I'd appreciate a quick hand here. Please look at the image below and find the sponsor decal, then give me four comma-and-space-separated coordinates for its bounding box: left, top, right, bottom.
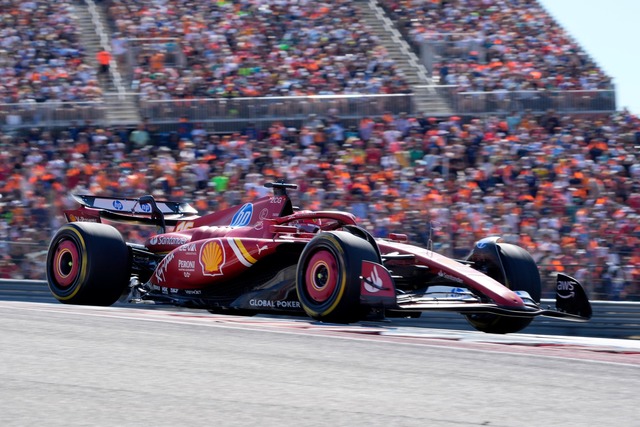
228, 238, 258, 267
149, 235, 189, 246
250, 299, 274, 307
425, 286, 475, 300
361, 261, 395, 298
178, 259, 196, 272
476, 241, 487, 249
154, 252, 175, 283
256, 243, 268, 255
514, 290, 534, 302
200, 239, 225, 277
437, 270, 464, 284
95, 198, 168, 212
364, 265, 383, 293
557, 280, 575, 299
259, 208, 269, 220
230, 203, 253, 227
254, 221, 264, 231
175, 221, 194, 231
424, 285, 479, 301
68, 214, 99, 223
448, 287, 465, 298
185, 289, 202, 295
249, 299, 301, 309
178, 243, 197, 253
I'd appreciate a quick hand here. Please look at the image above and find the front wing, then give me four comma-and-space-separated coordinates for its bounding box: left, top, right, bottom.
395, 299, 590, 321
362, 266, 592, 322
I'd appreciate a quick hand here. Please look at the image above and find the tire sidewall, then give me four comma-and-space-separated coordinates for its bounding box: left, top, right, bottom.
47, 225, 90, 301
296, 231, 377, 323
46, 222, 129, 306
297, 234, 350, 318
466, 242, 541, 334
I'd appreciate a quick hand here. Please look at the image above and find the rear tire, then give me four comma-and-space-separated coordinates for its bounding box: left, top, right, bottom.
466, 243, 541, 334
296, 231, 378, 323
47, 222, 130, 306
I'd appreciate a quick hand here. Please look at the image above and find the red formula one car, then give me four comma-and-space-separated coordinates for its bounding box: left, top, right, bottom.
46, 182, 592, 334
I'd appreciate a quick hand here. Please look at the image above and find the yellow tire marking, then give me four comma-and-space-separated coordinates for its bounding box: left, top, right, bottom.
51, 226, 88, 301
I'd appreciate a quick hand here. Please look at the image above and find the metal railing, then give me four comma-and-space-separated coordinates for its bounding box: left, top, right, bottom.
0, 88, 617, 132
138, 93, 414, 127
0, 101, 107, 129
449, 89, 616, 114
0, 93, 413, 131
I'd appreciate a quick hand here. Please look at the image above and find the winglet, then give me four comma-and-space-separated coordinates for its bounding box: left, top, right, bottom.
360, 261, 397, 308
555, 273, 592, 320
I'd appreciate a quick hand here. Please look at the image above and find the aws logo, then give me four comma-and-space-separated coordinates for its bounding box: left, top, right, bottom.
230, 203, 253, 227
200, 239, 226, 277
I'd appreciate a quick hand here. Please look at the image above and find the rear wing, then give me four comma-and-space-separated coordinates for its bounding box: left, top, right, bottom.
72, 195, 197, 216
64, 194, 199, 227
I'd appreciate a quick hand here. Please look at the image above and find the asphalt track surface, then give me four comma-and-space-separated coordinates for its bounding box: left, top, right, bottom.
1, 301, 639, 427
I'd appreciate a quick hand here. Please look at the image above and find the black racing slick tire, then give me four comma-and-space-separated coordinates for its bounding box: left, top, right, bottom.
46, 222, 130, 306
296, 231, 378, 324
466, 243, 542, 334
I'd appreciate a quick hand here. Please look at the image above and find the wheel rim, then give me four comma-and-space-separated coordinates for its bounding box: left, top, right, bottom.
305, 250, 339, 303
52, 239, 80, 288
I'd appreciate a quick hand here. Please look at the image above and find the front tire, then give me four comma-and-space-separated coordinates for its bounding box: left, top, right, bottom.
296, 231, 378, 323
466, 243, 541, 334
47, 222, 130, 306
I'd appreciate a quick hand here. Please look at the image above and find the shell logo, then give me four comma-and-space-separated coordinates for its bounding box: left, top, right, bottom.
200, 239, 225, 277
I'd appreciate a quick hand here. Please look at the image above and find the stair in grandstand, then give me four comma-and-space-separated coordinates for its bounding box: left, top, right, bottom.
75, 0, 141, 126
357, 0, 452, 116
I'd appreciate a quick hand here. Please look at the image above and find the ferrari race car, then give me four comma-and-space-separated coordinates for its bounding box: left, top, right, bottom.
46, 182, 592, 334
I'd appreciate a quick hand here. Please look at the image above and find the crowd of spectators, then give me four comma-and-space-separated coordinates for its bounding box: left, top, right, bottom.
382, 0, 613, 94
0, 0, 637, 301
1, 109, 639, 300
0, 0, 100, 108
105, 0, 411, 100
0, 0, 616, 109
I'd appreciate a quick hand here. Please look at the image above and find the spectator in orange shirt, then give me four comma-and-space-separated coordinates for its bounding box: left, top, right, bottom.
96, 49, 112, 75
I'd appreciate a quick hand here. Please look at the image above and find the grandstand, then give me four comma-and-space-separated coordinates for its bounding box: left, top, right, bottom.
0, 0, 638, 300
0, 0, 617, 131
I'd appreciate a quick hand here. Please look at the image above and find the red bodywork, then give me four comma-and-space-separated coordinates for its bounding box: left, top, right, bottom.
375, 240, 525, 309
64, 192, 526, 311
52, 183, 591, 330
